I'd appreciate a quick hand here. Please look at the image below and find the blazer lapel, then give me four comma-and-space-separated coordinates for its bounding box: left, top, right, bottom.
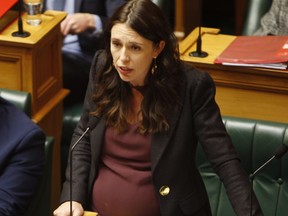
151, 112, 179, 172
151, 73, 187, 172
151, 100, 185, 173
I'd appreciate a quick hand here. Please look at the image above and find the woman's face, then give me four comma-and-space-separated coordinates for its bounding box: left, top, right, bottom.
110, 23, 164, 86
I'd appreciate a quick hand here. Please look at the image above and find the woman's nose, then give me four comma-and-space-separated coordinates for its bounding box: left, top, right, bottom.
120, 48, 129, 62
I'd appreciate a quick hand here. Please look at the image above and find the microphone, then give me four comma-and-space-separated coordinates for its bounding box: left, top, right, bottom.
69, 116, 100, 216
189, 26, 208, 58
250, 144, 288, 216
12, 0, 30, 38
274, 144, 288, 158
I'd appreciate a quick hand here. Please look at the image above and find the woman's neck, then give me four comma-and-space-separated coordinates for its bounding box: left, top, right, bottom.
128, 87, 144, 124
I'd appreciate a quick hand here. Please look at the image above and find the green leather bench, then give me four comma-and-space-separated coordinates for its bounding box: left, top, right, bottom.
197, 116, 288, 216
0, 88, 32, 116
61, 103, 83, 183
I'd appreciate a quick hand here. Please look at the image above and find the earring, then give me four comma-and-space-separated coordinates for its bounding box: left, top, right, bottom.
151, 58, 157, 75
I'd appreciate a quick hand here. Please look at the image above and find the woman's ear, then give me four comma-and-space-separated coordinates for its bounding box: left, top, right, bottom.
154, 40, 166, 57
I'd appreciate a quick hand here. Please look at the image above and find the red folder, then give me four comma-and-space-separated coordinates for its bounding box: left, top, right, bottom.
214, 36, 288, 69
0, 0, 18, 18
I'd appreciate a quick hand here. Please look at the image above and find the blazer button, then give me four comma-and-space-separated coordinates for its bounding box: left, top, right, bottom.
159, 185, 170, 196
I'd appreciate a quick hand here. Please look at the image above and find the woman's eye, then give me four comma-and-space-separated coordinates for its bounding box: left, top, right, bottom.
131, 45, 141, 51
112, 42, 121, 48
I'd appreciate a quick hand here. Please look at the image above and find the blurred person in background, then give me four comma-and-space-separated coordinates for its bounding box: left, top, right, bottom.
254, 0, 288, 35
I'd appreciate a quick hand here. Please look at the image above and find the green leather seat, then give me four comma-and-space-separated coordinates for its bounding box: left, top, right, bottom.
197, 116, 288, 215
242, 0, 273, 35
61, 103, 83, 183
0, 88, 53, 216
0, 88, 31, 116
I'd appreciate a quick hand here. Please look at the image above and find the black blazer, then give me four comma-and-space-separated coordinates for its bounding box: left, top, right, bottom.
61, 51, 262, 216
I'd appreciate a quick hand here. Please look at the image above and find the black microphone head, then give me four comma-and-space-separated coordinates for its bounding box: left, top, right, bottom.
274, 144, 288, 159
87, 116, 100, 130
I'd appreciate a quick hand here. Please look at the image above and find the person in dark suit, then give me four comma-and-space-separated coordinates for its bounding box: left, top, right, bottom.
0, 97, 45, 215
54, 0, 263, 215
44, 0, 126, 105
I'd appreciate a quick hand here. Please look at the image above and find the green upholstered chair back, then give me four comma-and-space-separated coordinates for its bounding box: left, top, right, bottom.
242, 0, 273, 35
61, 103, 83, 183
0, 88, 32, 117
197, 116, 288, 216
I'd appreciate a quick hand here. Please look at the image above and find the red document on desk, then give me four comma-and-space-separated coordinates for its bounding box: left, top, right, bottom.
214, 36, 288, 69
0, 0, 17, 17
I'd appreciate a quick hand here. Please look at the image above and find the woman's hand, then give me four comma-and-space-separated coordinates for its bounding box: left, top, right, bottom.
53, 201, 84, 216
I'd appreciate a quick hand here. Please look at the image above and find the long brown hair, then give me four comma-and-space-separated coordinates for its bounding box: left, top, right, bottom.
92, 0, 181, 134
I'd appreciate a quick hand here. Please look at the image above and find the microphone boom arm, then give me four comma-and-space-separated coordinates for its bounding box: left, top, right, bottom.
250, 155, 275, 180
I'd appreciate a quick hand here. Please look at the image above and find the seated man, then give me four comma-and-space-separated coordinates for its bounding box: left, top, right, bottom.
0, 97, 45, 215
254, 0, 288, 35
44, 0, 126, 105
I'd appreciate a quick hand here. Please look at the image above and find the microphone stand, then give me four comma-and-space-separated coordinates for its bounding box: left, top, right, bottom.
68, 116, 100, 215
12, 0, 30, 38
70, 127, 90, 216
189, 26, 208, 58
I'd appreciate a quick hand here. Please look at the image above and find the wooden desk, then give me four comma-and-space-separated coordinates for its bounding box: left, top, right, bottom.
0, 10, 69, 213
180, 27, 288, 123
